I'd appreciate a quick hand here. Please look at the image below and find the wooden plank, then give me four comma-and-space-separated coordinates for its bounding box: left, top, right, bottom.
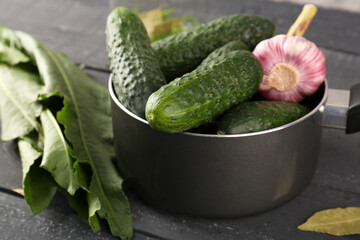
208, 0, 360, 54
0, 0, 360, 238
129, 184, 360, 240
323, 48, 360, 90
1, 173, 358, 240
0, 0, 359, 71
314, 128, 360, 194
0, 139, 22, 190
0, 0, 110, 70
0, 191, 159, 240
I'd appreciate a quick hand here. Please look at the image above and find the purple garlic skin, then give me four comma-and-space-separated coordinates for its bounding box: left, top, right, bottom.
253, 34, 326, 102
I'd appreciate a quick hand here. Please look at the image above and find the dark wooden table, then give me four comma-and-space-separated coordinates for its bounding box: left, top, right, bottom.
1, 0, 360, 239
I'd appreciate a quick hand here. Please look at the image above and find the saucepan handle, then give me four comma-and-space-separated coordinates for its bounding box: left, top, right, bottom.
322, 83, 360, 134
346, 83, 360, 133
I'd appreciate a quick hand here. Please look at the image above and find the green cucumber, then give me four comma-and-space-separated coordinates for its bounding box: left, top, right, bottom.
152, 14, 275, 82
216, 101, 310, 135
145, 50, 263, 133
106, 7, 166, 117
201, 40, 249, 65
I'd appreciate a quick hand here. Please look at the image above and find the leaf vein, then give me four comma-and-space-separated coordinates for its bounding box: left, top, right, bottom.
44, 48, 121, 228
0, 65, 40, 133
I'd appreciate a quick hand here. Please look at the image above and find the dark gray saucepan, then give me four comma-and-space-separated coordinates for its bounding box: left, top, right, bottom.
109, 75, 360, 218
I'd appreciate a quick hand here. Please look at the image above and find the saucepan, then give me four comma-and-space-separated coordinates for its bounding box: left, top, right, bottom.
109, 75, 360, 217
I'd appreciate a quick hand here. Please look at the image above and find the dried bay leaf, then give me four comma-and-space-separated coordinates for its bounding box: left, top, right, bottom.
138, 7, 198, 42
150, 18, 184, 42
12, 188, 24, 196
138, 7, 163, 37
298, 207, 360, 236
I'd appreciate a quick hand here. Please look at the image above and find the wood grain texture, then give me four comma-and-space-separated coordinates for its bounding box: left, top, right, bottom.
0, 192, 159, 240
1, 183, 358, 240
208, 0, 360, 55
0, 138, 22, 190
0, 0, 360, 239
0, 0, 359, 70
128, 186, 360, 240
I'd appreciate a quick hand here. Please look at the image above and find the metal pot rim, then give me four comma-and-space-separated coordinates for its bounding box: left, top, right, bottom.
109, 75, 328, 138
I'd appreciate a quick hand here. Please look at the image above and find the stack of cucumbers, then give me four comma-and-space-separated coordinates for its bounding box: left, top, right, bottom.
106, 7, 310, 135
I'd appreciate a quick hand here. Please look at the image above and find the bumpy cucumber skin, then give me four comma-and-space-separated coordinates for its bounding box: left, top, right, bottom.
106, 7, 166, 117
201, 40, 249, 65
152, 14, 275, 82
145, 50, 263, 133
216, 101, 310, 135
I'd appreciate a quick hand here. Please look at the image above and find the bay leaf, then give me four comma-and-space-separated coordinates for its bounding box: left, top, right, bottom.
298, 207, 360, 236
150, 18, 184, 41
138, 7, 163, 37
12, 188, 24, 196
138, 7, 189, 43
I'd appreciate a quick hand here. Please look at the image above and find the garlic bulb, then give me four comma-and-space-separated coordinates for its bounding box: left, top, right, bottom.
252, 34, 326, 102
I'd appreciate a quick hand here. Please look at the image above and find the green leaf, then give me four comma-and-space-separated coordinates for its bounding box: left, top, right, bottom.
0, 42, 30, 65
73, 160, 92, 189
69, 189, 101, 233
87, 191, 101, 232
69, 189, 89, 222
0, 25, 26, 54
40, 109, 79, 195
18, 132, 42, 177
0, 64, 42, 141
23, 160, 58, 215
89, 161, 132, 238
298, 207, 360, 236
3, 28, 132, 239
18, 134, 58, 215
52, 64, 132, 238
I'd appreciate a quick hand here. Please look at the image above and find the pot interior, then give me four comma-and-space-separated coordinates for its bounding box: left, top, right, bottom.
109, 76, 327, 137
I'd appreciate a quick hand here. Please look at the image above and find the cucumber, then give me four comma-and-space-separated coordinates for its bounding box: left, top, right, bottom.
152, 14, 275, 82
145, 50, 263, 133
201, 40, 249, 65
216, 101, 310, 135
106, 7, 166, 117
